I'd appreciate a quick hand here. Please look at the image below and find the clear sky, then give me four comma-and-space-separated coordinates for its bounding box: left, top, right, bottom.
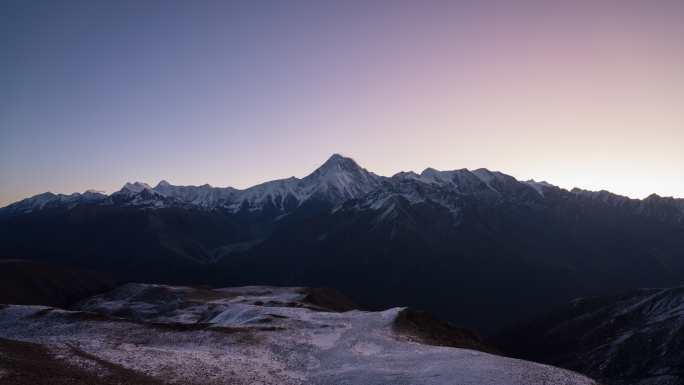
2, 0, 683, 206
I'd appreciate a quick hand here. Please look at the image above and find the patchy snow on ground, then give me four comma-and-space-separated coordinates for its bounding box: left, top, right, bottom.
0, 284, 598, 385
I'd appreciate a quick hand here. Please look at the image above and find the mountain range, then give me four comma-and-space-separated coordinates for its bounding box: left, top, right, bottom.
2, 154, 683, 332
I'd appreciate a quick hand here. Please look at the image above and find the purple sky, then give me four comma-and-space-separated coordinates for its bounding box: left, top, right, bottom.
2, 0, 683, 206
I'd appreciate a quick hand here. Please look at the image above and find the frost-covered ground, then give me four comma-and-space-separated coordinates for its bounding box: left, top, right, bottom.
0, 284, 598, 385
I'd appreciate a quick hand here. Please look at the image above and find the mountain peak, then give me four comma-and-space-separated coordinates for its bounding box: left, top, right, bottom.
292, 154, 383, 202
311, 154, 364, 177
421, 167, 440, 176
328, 153, 346, 162
121, 182, 152, 193
322, 153, 357, 167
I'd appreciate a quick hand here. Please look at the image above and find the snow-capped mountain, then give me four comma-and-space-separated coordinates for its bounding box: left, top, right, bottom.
1, 154, 388, 215
150, 180, 238, 208
2, 154, 684, 334
1, 190, 109, 214
228, 153, 384, 212
5, 153, 680, 222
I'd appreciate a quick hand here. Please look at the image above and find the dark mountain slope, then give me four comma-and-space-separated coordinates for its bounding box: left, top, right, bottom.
0, 259, 115, 307
492, 286, 684, 385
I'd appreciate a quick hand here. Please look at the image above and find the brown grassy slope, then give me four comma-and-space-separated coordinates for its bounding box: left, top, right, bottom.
0, 338, 165, 385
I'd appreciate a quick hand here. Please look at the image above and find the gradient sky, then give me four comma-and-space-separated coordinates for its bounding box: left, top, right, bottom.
2, 0, 683, 206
